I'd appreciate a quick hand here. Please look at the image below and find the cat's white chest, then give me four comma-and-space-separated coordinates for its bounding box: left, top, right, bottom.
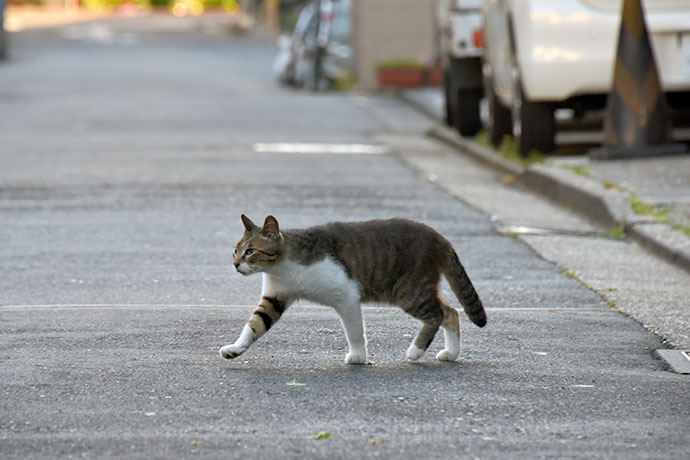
262, 257, 360, 307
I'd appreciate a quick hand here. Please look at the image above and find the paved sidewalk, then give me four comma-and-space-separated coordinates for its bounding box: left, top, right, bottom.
403, 88, 690, 273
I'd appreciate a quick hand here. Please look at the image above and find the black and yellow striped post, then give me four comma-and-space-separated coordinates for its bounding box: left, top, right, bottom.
589, 0, 687, 160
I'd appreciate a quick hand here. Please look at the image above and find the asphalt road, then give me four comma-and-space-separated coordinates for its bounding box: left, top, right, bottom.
1, 15, 688, 459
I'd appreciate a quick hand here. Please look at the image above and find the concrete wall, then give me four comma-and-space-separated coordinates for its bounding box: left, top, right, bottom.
351, 0, 435, 90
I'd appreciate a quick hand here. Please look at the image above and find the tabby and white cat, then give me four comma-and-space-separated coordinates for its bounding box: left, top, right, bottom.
219, 215, 486, 364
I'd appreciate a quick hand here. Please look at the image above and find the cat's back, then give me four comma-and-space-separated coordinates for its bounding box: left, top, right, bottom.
284, 218, 450, 301
290, 218, 444, 251
324, 218, 442, 244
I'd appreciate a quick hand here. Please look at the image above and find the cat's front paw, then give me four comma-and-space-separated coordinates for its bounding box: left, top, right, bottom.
345, 349, 367, 365
219, 344, 246, 360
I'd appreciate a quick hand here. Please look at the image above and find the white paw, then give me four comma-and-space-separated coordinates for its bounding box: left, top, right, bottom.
406, 344, 425, 361
345, 349, 367, 365
219, 344, 246, 360
436, 349, 459, 362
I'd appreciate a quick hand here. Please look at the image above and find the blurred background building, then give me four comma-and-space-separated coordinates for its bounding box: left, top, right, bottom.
351, 0, 435, 90
3, 0, 438, 91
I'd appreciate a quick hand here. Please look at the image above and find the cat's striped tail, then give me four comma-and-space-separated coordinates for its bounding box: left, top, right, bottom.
444, 250, 487, 327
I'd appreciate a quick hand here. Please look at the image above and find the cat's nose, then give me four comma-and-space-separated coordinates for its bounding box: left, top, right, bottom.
234, 263, 239, 269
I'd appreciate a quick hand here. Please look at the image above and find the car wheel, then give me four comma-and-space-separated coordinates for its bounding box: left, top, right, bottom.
443, 69, 454, 127
512, 74, 555, 156
484, 72, 511, 147
445, 60, 482, 136
455, 88, 482, 136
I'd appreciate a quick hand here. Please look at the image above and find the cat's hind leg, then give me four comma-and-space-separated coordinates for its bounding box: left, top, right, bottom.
405, 298, 443, 361
436, 301, 460, 361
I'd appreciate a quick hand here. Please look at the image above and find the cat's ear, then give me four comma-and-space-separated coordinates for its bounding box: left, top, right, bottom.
241, 214, 258, 232
261, 215, 280, 238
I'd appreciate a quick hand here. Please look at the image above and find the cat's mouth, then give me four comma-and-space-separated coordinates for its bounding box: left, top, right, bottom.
236, 264, 254, 276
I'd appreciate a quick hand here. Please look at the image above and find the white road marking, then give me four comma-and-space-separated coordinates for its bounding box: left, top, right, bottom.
252, 143, 389, 155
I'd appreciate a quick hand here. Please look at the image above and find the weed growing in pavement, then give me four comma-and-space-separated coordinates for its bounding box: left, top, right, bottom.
498, 136, 546, 165
561, 164, 591, 177
589, 183, 688, 239
628, 194, 690, 240
474, 130, 490, 147
629, 194, 670, 221
497, 229, 522, 238
603, 298, 618, 310
560, 265, 619, 307
673, 225, 690, 236
559, 267, 576, 278
601, 180, 628, 193
607, 225, 626, 239
474, 131, 547, 165
559, 266, 599, 293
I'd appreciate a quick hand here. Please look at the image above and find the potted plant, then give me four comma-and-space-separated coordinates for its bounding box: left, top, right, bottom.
376, 59, 425, 88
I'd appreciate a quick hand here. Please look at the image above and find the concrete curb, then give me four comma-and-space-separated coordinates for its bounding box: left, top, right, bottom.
429, 123, 523, 175
429, 124, 690, 274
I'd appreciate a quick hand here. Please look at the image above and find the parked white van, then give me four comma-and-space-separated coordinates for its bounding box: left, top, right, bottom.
481, 0, 690, 155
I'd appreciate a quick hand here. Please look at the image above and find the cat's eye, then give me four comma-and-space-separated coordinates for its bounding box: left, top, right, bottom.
244, 249, 255, 256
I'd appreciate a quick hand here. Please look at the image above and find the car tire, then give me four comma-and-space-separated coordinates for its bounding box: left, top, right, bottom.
444, 59, 482, 136
455, 88, 482, 136
484, 72, 511, 147
443, 69, 454, 127
512, 75, 555, 156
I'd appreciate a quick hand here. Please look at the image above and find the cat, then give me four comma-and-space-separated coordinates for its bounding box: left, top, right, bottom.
219, 215, 486, 364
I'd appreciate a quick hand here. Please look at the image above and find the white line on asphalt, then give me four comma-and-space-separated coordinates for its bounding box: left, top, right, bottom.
252, 143, 390, 155
0, 304, 242, 310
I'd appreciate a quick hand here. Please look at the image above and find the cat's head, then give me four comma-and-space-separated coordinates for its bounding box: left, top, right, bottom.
233, 214, 283, 276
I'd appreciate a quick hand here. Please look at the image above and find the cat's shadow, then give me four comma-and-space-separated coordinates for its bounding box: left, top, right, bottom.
221, 357, 488, 377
